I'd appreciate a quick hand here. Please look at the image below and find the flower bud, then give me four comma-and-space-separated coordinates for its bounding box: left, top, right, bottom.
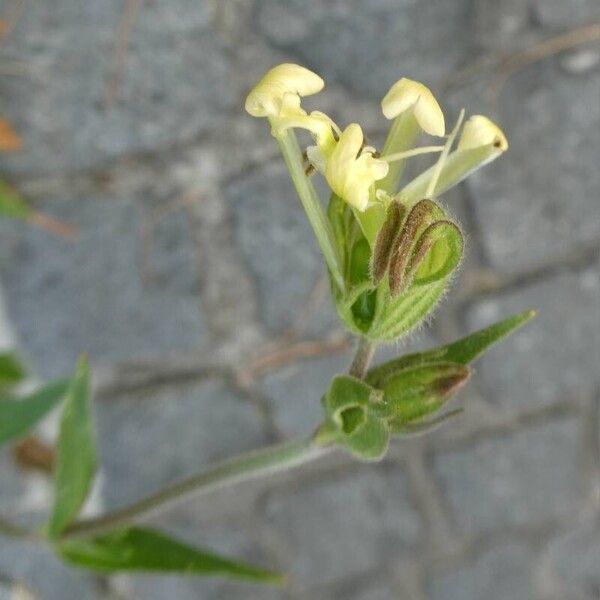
380, 362, 470, 426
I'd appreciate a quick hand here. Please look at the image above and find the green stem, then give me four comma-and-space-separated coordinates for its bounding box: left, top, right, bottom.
349, 337, 377, 379
275, 129, 345, 293
62, 438, 328, 540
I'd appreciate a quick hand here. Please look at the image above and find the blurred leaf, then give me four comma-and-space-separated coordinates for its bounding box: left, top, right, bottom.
57, 526, 284, 584
0, 351, 26, 392
0, 380, 69, 447
367, 310, 536, 387
0, 180, 31, 220
48, 356, 97, 538
0, 119, 21, 152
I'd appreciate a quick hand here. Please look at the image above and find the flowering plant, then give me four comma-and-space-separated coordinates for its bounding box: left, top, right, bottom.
0, 63, 532, 584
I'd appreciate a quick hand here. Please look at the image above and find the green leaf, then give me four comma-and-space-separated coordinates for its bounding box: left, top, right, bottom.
48, 356, 97, 538
57, 526, 284, 584
367, 310, 536, 387
0, 351, 26, 392
0, 180, 32, 220
0, 379, 69, 447
345, 414, 389, 460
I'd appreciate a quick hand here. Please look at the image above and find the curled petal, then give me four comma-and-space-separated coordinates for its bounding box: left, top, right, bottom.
326, 124, 389, 212
458, 115, 508, 151
381, 78, 445, 137
245, 63, 324, 118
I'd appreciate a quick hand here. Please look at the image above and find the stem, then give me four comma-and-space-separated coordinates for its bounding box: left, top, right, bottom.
275, 128, 345, 293
348, 337, 376, 379
382, 145, 445, 162
62, 438, 327, 540
0, 341, 376, 543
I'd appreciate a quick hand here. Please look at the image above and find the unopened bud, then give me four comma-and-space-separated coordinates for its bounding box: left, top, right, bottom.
371, 201, 405, 286
381, 362, 470, 425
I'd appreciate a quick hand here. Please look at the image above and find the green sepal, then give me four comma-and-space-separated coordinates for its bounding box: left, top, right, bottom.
399, 144, 506, 208
322, 375, 390, 461
56, 526, 284, 584
367, 310, 536, 387
379, 362, 470, 424
389, 408, 464, 436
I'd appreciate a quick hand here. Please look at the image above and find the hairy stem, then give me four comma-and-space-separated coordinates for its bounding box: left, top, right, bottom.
0, 339, 377, 542
62, 438, 328, 540
348, 337, 376, 379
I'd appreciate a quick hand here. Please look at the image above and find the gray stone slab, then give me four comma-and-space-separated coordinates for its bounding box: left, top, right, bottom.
0, 194, 206, 379
536, 519, 600, 600
531, 0, 600, 27
432, 418, 582, 537
256, 0, 473, 100
465, 265, 600, 410
0, 539, 98, 600
261, 352, 350, 438
227, 162, 329, 333
428, 541, 532, 600
94, 379, 268, 510
467, 63, 600, 273
0, 0, 232, 175
263, 467, 420, 586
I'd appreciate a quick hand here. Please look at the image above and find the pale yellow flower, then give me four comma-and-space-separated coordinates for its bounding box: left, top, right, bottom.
458, 115, 508, 151
245, 63, 324, 118
381, 78, 445, 137
325, 124, 389, 211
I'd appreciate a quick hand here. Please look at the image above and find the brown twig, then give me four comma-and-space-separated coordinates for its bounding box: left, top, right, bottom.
104, 0, 143, 108
489, 22, 600, 96
235, 335, 350, 386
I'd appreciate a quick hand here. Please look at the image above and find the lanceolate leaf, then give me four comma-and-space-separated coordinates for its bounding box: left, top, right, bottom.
0, 351, 26, 392
0, 380, 69, 447
57, 527, 284, 584
367, 310, 536, 387
48, 356, 97, 538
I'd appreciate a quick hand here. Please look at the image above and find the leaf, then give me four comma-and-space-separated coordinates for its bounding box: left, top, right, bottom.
0, 351, 26, 392
0, 180, 31, 220
367, 310, 536, 387
0, 379, 69, 447
57, 526, 284, 584
48, 356, 97, 538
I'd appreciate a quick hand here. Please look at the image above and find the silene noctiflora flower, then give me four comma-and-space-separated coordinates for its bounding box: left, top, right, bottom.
245, 63, 508, 343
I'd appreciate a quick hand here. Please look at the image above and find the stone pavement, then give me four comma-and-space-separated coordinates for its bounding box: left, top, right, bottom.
0, 0, 599, 598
